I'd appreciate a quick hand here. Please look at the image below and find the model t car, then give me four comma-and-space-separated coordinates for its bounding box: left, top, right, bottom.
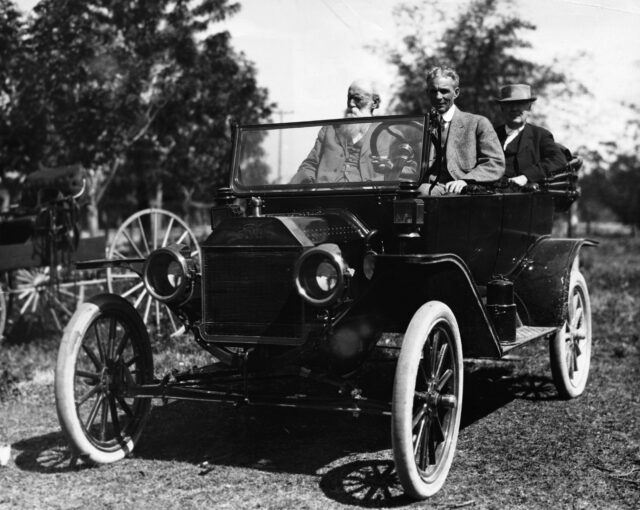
54, 114, 592, 499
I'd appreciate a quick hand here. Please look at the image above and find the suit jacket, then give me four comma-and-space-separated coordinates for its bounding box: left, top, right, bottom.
442, 109, 505, 182
290, 124, 379, 184
495, 123, 567, 182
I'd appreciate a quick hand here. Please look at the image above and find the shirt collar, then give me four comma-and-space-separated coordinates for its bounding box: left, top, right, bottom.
441, 104, 457, 123
505, 122, 526, 136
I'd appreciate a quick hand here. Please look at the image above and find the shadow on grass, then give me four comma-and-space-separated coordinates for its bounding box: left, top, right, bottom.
9, 364, 559, 507
11, 430, 90, 473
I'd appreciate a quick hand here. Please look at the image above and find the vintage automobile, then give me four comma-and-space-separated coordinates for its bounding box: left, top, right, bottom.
54, 113, 593, 499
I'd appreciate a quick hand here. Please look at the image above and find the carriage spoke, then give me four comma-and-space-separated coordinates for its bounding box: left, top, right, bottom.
133, 288, 148, 309
122, 281, 144, 299
176, 230, 189, 245
136, 216, 151, 254
413, 404, 427, 429
122, 228, 145, 259
161, 217, 175, 246
152, 211, 160, 250
125, 354, 140, 368
155, 300, 161, 331
143, 294, 152, 324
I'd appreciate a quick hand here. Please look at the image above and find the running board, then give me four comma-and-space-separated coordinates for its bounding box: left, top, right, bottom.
500, 326, 558, 354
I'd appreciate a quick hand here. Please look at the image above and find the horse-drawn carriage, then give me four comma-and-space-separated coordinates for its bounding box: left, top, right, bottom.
54, 114, 592, 499
0, 165, 202, 339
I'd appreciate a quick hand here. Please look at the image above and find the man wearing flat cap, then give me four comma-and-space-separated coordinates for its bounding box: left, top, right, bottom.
494, 84, 567, 186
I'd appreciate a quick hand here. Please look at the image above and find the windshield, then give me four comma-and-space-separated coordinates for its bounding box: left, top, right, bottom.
231, 115, 427, 193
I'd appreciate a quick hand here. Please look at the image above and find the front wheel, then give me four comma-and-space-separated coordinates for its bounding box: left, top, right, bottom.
55, 294, 153, 464
392, 301, 463, 499
549, 270, 592, 398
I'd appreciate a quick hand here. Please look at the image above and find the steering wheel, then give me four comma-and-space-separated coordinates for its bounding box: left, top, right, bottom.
369, 120, 424, 181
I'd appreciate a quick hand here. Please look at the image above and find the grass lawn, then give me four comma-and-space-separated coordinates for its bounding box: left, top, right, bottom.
0, 235, 638, 509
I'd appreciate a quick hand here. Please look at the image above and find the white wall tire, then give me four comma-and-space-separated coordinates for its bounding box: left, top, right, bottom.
55, 294, 153, 464
392, 301, 463, 499
549, 270, 592, 399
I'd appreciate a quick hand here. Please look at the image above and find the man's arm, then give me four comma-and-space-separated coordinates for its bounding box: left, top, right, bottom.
289, 126, 327, 184
465, 116, 505, 182
519, 128, 567, 182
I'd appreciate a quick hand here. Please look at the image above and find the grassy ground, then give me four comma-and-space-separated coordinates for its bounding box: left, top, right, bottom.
0, 236, 638, 509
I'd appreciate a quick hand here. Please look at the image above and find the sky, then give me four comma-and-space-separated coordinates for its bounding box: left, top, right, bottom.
15, 0, 640, 153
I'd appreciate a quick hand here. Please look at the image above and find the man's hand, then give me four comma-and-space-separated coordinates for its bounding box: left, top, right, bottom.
370, 155, 393, 174
508, 175, 528, 187
444, 180, 468, 194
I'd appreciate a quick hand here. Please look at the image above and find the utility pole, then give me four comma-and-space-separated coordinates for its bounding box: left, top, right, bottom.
276, 109, 293, 182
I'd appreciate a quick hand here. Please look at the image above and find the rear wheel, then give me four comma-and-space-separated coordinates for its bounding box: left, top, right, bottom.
55, 294, 153, 464
550, 270, 592, 398
392, 301, 463, 499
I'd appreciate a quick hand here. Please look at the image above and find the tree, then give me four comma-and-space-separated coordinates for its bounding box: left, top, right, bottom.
381, 0, 583, 123
5, 0, 273, 231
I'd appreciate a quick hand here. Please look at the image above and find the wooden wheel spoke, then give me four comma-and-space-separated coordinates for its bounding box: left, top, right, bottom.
133, 288, 149, 309
161, 217, 175, 246
121, 281, 144, 299
84, 394, 104, 431
76, 384, 101, 407
75, 369, 100, 382
94, 322, 106, 362
419, 415, 432, 469
116, 396, 134, 419
155, 299, 161, 331
176, 230, 189, 245
414, 413, 426, 458
437, 368, 453, 392
125, 354, 140, 368
122, 228, 145, 259
136, 216, 151, 254
100, 395, 109, 441
143, 294, 152, 324
152, 211, 160, 250
114, 331, 130, 359
108, 395, 122, 437
412, 404, 427, 429
571, 305, 583, 329
108, 316, 117, 359
434, 343, 449, 380
430, 330, 441, 375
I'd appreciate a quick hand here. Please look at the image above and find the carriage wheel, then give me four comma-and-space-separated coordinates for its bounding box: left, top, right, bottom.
55, 294, 153, 464
106, 208, 201, 338
549, 270, 592, 399
8, 267, 81, 332
392, 301, 463, 499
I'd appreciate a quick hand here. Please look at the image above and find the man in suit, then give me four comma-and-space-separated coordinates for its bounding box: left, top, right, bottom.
493, 84, 567, 186
422, 67, 505, 196
290, 80, 381, 184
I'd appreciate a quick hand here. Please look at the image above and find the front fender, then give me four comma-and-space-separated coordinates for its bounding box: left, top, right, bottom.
513, 237, 596, 326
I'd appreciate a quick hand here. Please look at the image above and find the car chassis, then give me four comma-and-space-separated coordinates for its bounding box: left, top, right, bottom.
55, 113, 594, 499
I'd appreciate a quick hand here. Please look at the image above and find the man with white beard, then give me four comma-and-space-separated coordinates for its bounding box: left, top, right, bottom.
290, 80, 382, 184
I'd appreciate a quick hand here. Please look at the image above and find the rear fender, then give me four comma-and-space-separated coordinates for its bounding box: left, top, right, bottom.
342, 253, 502, 358
513, 237, 596, 326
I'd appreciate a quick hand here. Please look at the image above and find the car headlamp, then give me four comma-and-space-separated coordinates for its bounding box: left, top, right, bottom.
143, 244, 196, 304
294, 244, 348, 306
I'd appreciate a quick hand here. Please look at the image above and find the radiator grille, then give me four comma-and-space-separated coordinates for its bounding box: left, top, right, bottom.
202, 248, 302, 337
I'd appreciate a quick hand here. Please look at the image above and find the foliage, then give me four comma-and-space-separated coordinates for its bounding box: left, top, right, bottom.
1, 0, 273, 227
577, 110, 640, 233
382, 0, 581, 123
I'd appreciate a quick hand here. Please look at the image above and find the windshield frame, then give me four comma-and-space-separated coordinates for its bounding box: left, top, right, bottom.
230, 113, 431, 196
